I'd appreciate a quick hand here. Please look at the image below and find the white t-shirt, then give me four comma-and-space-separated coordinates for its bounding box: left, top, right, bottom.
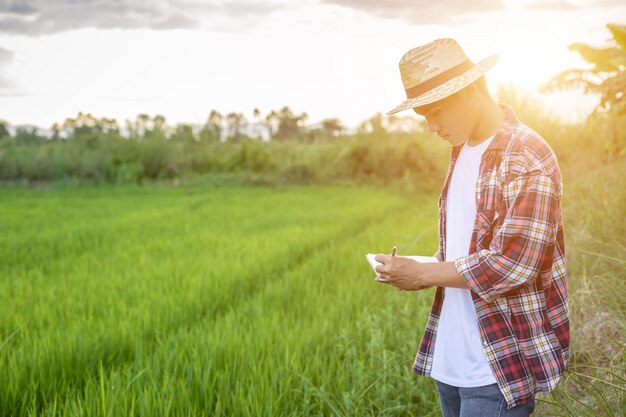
430, 134, 498, 387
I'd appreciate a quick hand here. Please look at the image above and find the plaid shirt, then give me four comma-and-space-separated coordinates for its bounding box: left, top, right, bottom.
413, 104, 570, 409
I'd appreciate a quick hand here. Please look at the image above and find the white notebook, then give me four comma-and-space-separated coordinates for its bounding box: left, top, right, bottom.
365, 253, 439, 282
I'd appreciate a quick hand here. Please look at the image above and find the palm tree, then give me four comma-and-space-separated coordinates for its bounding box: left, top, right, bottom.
265, 110, 280, 139
49, 122, 60, 140
271, 106, 307, 141
540, 22, 625, 161
298, 111, 308, 127
252, 107, 263, 140
0, 120, 9, 139
321, 118, 345, 137
153, 114, 166, 131
358, 112, 387, 137
226, 112, 248, 143
135, 113, 151, 137
207, 109, 223, 141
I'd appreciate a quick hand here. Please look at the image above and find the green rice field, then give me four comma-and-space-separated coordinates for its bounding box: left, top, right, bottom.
0, 183, 444, 416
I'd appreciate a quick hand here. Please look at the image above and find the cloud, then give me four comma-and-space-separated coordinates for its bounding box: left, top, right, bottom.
0, 46, 26, 96
319, 0, 505, 24
524, 1, 580, 10
524, 0, 626, 10
592, 0, 626, 6
0, 47, 14, 93
0, 46, 12, 62
0, 0, 292, 36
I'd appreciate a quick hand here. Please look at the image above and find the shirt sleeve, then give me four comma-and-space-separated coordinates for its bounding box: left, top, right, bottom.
454, 168, 560, 303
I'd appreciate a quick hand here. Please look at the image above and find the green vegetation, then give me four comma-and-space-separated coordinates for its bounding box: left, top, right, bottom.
0, 184, 445, 416
541, 22, 626, 163
0, 108, 444, 190
0, 24, 624, 414
538, 160, 626, 416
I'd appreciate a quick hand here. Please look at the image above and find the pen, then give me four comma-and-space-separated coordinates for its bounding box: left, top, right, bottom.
391, 246, 396, 257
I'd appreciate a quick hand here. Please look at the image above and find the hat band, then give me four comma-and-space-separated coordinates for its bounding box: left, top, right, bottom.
404, 58, 475, 99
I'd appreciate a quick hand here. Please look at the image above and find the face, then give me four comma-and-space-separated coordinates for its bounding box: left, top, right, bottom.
412, 87, 479, 146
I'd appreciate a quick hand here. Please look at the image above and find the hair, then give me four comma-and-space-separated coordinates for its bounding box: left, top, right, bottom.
469, 75, 489, 96
448, 74, 491, 102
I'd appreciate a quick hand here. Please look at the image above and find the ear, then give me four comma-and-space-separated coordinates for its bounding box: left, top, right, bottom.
463, 82, 480, 98
457, 83, 484, 106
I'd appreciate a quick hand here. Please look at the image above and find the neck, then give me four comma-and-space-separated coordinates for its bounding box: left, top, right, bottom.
467, 98, 505, 146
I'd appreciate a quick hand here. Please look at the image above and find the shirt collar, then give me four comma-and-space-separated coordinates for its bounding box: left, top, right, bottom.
451, 103, 518, 157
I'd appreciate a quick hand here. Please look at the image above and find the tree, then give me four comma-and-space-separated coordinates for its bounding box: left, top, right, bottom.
386, 114, 422, 133
51, 122, 61, 141
270, 106, 308, 141
540, 22, 626, 161
60, 112, 119, 139
153, 115, 166, 132
357, 112, 388, 137
15, 126, 42, 144
101, 117, 119, 133
264, 110, 279, 138
225, 112, 248, 143
320, 118, 345, 137
135, 113, 151, 137
250, 107, 264, 140
204, 109, 223, 142
172, 123, 195, 143
0, 120, 10, 140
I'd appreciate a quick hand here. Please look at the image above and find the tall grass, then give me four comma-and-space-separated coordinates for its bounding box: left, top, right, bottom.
493, 83, 625, 416
0, 130, 449, 192
533, 159, 626, 416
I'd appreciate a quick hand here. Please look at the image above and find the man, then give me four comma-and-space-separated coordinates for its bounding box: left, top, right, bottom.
374, 38, 569, 417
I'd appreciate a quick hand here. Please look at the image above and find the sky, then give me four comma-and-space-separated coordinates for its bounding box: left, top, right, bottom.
0, 0, 625, 130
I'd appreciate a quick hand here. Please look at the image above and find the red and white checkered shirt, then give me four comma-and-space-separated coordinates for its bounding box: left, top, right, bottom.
413, 104, 570, 409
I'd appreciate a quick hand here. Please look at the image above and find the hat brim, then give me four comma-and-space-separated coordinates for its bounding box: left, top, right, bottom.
386, 54, 499, 116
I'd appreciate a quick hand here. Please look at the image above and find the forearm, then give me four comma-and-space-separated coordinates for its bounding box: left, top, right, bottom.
421, 261, 469, 289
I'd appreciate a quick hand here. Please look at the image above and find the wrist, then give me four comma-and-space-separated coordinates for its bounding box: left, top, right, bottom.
420, 262, 440, 287
426, 261, 469, 289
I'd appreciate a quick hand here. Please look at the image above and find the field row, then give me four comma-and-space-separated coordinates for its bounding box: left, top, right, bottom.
0, 185, 442, 416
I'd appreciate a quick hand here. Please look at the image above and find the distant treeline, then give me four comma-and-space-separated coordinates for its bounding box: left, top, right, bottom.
0, 85, 624, 187
0, 105, 448, 188
0, 105, 423, 143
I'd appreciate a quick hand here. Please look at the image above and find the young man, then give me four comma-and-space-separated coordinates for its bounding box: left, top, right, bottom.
374, 39, 569, 416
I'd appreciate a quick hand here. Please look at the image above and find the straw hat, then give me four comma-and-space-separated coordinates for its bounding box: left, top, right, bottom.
387, 38, 498, 115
